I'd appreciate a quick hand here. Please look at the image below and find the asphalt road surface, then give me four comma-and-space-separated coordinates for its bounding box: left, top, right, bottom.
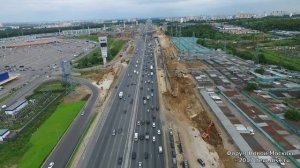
80, 21, 165, 168
41, 78, 99, 168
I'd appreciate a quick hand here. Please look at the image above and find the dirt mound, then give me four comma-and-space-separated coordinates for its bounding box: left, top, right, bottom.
63, 85, 91, 103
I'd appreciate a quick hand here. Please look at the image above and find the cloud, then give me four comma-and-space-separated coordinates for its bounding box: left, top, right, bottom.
0, 0, 299, 22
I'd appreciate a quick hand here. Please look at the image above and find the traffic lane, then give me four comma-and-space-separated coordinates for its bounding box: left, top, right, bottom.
104, 40, 145, 167
103, 97, 130, 168
105, 83, 137, 168
86, 97, 122, 167
87, 77, 129, 167
42, 78, 99, 168
99, 94, 128, 167
89, 67, 136, 167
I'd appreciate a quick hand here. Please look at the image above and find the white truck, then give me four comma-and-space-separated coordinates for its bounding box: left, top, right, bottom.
119, 91, 123, 99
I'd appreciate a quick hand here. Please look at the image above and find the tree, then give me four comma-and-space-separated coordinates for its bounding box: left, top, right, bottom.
258, 53, 267, 64
244, 82, 258, 91
284, 109, 300, 121
255, 67, 265, 75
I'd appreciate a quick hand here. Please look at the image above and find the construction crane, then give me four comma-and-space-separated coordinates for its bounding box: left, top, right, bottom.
202, 121, 214, 139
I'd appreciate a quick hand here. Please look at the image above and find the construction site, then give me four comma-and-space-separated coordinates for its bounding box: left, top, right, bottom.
155, 30, 243, 168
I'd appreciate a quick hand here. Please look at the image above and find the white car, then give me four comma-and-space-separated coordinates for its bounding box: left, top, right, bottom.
157, 129, 161, 135
138, 162, 142, 167
152, 136, 156, 142
48, 162, 54, 168
152, 122, 156, 128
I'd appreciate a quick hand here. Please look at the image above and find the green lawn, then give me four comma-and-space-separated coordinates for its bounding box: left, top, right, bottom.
18, 101, 85, 168
74, 35, 126, 69
260, 49, 300, 71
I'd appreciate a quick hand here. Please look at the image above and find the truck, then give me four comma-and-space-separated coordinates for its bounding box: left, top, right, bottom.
119, 91, 123, 99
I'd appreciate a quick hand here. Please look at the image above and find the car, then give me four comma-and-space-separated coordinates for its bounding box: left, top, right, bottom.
48, 162, 54, 168
144, 152, 148, 159
137, 121, 141, 126
138, 162, 142, 167
123, 110, 127, 114
156, 106, 159, 111
145, 133, 150, 140
141, 120, 145, 125
157, 129, 161, 135
132, 152, 136, 160
197, 158, 205, 167
81, 111, 85, 116
139, 134, 144, 140
170, 142, 174, 148
183, 160, 189, 168
112, 129, 116, 136
172, 150, 176, 157
152, 122, 156, 128
152, 136, 156, 142
118, 128, 122, 134
147, 109, 150, 112
146, 120, 150, 125
118, 157, 122, 165
152, 114, 156, 120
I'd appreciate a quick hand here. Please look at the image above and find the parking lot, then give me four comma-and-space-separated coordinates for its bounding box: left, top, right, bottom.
0, 38, 95, 97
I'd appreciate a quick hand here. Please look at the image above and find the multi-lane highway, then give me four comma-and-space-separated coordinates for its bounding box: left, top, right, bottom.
80, 21, 165, 168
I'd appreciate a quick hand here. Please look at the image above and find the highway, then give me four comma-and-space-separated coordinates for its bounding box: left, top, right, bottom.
41, 78, 99, 168
80, 21, 165, 168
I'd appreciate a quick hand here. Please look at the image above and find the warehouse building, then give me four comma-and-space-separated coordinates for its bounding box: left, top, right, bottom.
5, 100, 28, 115
0, 71, 9, 83
0, 129, 10, 141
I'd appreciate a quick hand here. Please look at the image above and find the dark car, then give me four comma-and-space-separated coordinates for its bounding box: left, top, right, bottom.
146, 120, 150, 125
132, 152, 136, 160
144, 152, 148, 159
139, 134, 144, 140
197, 159, 205, 167
118, 128, 122, 134
141, 120, 145, 125
118, 157, 122, 165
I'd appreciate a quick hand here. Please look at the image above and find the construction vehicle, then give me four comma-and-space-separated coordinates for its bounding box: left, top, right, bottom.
201, 121, 214, 139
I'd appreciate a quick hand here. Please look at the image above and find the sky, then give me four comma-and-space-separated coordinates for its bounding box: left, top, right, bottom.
0, 0, 300, 22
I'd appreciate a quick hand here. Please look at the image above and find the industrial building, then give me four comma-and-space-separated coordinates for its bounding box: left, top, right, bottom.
0, 129, 10, 141
0, 71, 9, 83
5, 100, 28, 115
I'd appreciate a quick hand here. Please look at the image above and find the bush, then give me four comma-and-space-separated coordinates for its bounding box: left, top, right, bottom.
245, 82, 258, 91
284, 109, 300, 121
255, 67, 265, 75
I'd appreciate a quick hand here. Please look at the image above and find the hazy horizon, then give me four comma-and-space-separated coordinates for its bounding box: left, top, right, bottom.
0, 0, 300, 23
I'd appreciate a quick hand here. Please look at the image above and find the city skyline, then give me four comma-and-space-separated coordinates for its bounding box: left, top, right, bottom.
0, 0, 300, 22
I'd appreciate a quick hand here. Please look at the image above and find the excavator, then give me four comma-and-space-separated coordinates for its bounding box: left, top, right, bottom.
202, 121, 214, 139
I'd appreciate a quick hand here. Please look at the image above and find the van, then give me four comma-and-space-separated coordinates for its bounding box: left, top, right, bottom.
134, 133, 138, 141
158, 146, 163, 153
